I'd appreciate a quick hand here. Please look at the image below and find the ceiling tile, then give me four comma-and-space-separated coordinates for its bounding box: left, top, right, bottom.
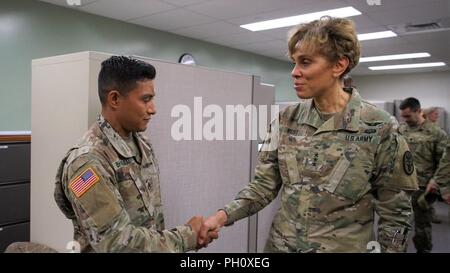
206, 32, 276, 47
401, 30, 450, 45
259, 27, 292, 40
171, 21, 246, 39
344, 0, 437, 14
130, 9, 216, 31
365, 0, 450, 27
185, 0, 341, 20
39, 0, 99, 8
79, 0, 176, 21
160, 0, 210, 7
227, 0, 349, 25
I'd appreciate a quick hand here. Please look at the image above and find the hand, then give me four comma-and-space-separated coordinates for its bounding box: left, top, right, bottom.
187, 215, 204, 235
197, 230, 219, 250
426, 180, 439, 194
442, 193, 450, 205
186, 215, 218, 250
198, 210, 228, 247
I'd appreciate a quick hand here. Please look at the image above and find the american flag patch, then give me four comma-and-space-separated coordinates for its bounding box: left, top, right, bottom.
69, 168, 100, 198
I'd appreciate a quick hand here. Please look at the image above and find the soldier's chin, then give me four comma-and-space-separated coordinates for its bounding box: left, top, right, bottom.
137, 125, 147, 132
296, 92, 312, 100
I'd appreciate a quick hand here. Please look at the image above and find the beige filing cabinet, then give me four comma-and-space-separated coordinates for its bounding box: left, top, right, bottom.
31, 51, 275, 252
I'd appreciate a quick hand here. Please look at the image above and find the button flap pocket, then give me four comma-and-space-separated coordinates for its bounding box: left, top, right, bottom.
324, 144, 370, 202
123, 170, 153, 216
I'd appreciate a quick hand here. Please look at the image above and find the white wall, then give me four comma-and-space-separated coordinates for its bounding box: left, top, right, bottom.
354, 71, 450, 133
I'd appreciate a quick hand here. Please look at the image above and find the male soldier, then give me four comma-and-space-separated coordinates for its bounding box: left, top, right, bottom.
399, 97, 448, 253
435, 141, 450, 205
54, 56, 215, 252
423, 107, 440, 124
423, 107, 443, 223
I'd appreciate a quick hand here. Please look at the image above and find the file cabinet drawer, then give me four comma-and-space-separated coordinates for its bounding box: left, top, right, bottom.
0, 143, 30, 184
0, 222, 30, 253
0, 183, 30, 225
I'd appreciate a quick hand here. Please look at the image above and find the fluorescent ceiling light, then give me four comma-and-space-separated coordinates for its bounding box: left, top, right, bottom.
369, 62, 446, 70
357, 31, 397, 41
240, 7, 361, 31
360, 52, 430, 62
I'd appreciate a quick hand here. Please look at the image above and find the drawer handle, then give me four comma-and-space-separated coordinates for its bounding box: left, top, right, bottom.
0, 145, 9, 149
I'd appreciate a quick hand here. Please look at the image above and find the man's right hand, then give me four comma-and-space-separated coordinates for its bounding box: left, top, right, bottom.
187, 216, 219, 249
198, 210, 228, 246
187, 215, 204, 235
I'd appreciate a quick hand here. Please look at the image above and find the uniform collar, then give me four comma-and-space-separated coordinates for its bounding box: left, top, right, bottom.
401, 119, 432, 131
97, 115, 141, 160
298, 88, 361, 135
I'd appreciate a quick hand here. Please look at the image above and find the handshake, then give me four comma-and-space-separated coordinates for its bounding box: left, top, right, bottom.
186, 210, 228, 250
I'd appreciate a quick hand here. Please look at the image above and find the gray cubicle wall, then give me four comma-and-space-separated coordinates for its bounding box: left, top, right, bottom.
368, 101, 395, 115
139, 57, 257, 252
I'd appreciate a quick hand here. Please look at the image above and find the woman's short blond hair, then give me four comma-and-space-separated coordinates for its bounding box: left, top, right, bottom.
423, 107, 438, 118
288, 16, 360, 76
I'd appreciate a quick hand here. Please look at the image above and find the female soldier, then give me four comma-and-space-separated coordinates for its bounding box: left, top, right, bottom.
199, 16, 418, 253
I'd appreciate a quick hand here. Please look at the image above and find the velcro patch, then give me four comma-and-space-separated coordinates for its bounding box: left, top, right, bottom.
69, 168, 100, 198
403, 151, 414, 176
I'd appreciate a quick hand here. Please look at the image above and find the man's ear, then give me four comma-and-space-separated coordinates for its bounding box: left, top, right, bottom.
107, 90, 121, 110
333, 57, 349, 78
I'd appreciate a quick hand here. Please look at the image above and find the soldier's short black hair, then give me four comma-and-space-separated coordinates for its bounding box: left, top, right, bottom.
399, 97, 421, 112
98, 56, 156, 105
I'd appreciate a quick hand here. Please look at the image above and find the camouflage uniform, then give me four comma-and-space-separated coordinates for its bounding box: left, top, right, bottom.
434, 141, 450, 195
223, 89, 418, 253
399, 121, 448, 252
54, 115, 197, 253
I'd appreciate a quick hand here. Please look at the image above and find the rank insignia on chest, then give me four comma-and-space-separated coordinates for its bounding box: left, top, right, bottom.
69, 167, 100, 198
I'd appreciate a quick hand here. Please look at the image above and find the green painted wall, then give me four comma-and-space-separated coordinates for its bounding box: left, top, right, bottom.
0, 0, 295, 131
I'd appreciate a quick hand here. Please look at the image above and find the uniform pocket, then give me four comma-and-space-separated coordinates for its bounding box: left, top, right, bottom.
117, 171, 152, 224
285, 153, 301, 184
117, 179, 142, 205
322, 153, 353, 193
324, 144, 371, 203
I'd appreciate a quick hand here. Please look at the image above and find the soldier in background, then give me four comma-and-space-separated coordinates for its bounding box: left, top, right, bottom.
199, 16, 418, 253
399, 98, 448, 253
423, 107, 439, 124
434, 140, 450, 227
54, 56, 215, 252
423, 107, 445, 223
435, 141, 450, 205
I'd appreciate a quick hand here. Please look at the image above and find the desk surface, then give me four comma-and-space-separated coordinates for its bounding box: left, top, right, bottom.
0, 131, 31, 143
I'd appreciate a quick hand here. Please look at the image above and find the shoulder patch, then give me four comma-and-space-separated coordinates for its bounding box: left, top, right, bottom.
66, 146, 91, 166
403, 151, 414, 175
69, 168, 100, 198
